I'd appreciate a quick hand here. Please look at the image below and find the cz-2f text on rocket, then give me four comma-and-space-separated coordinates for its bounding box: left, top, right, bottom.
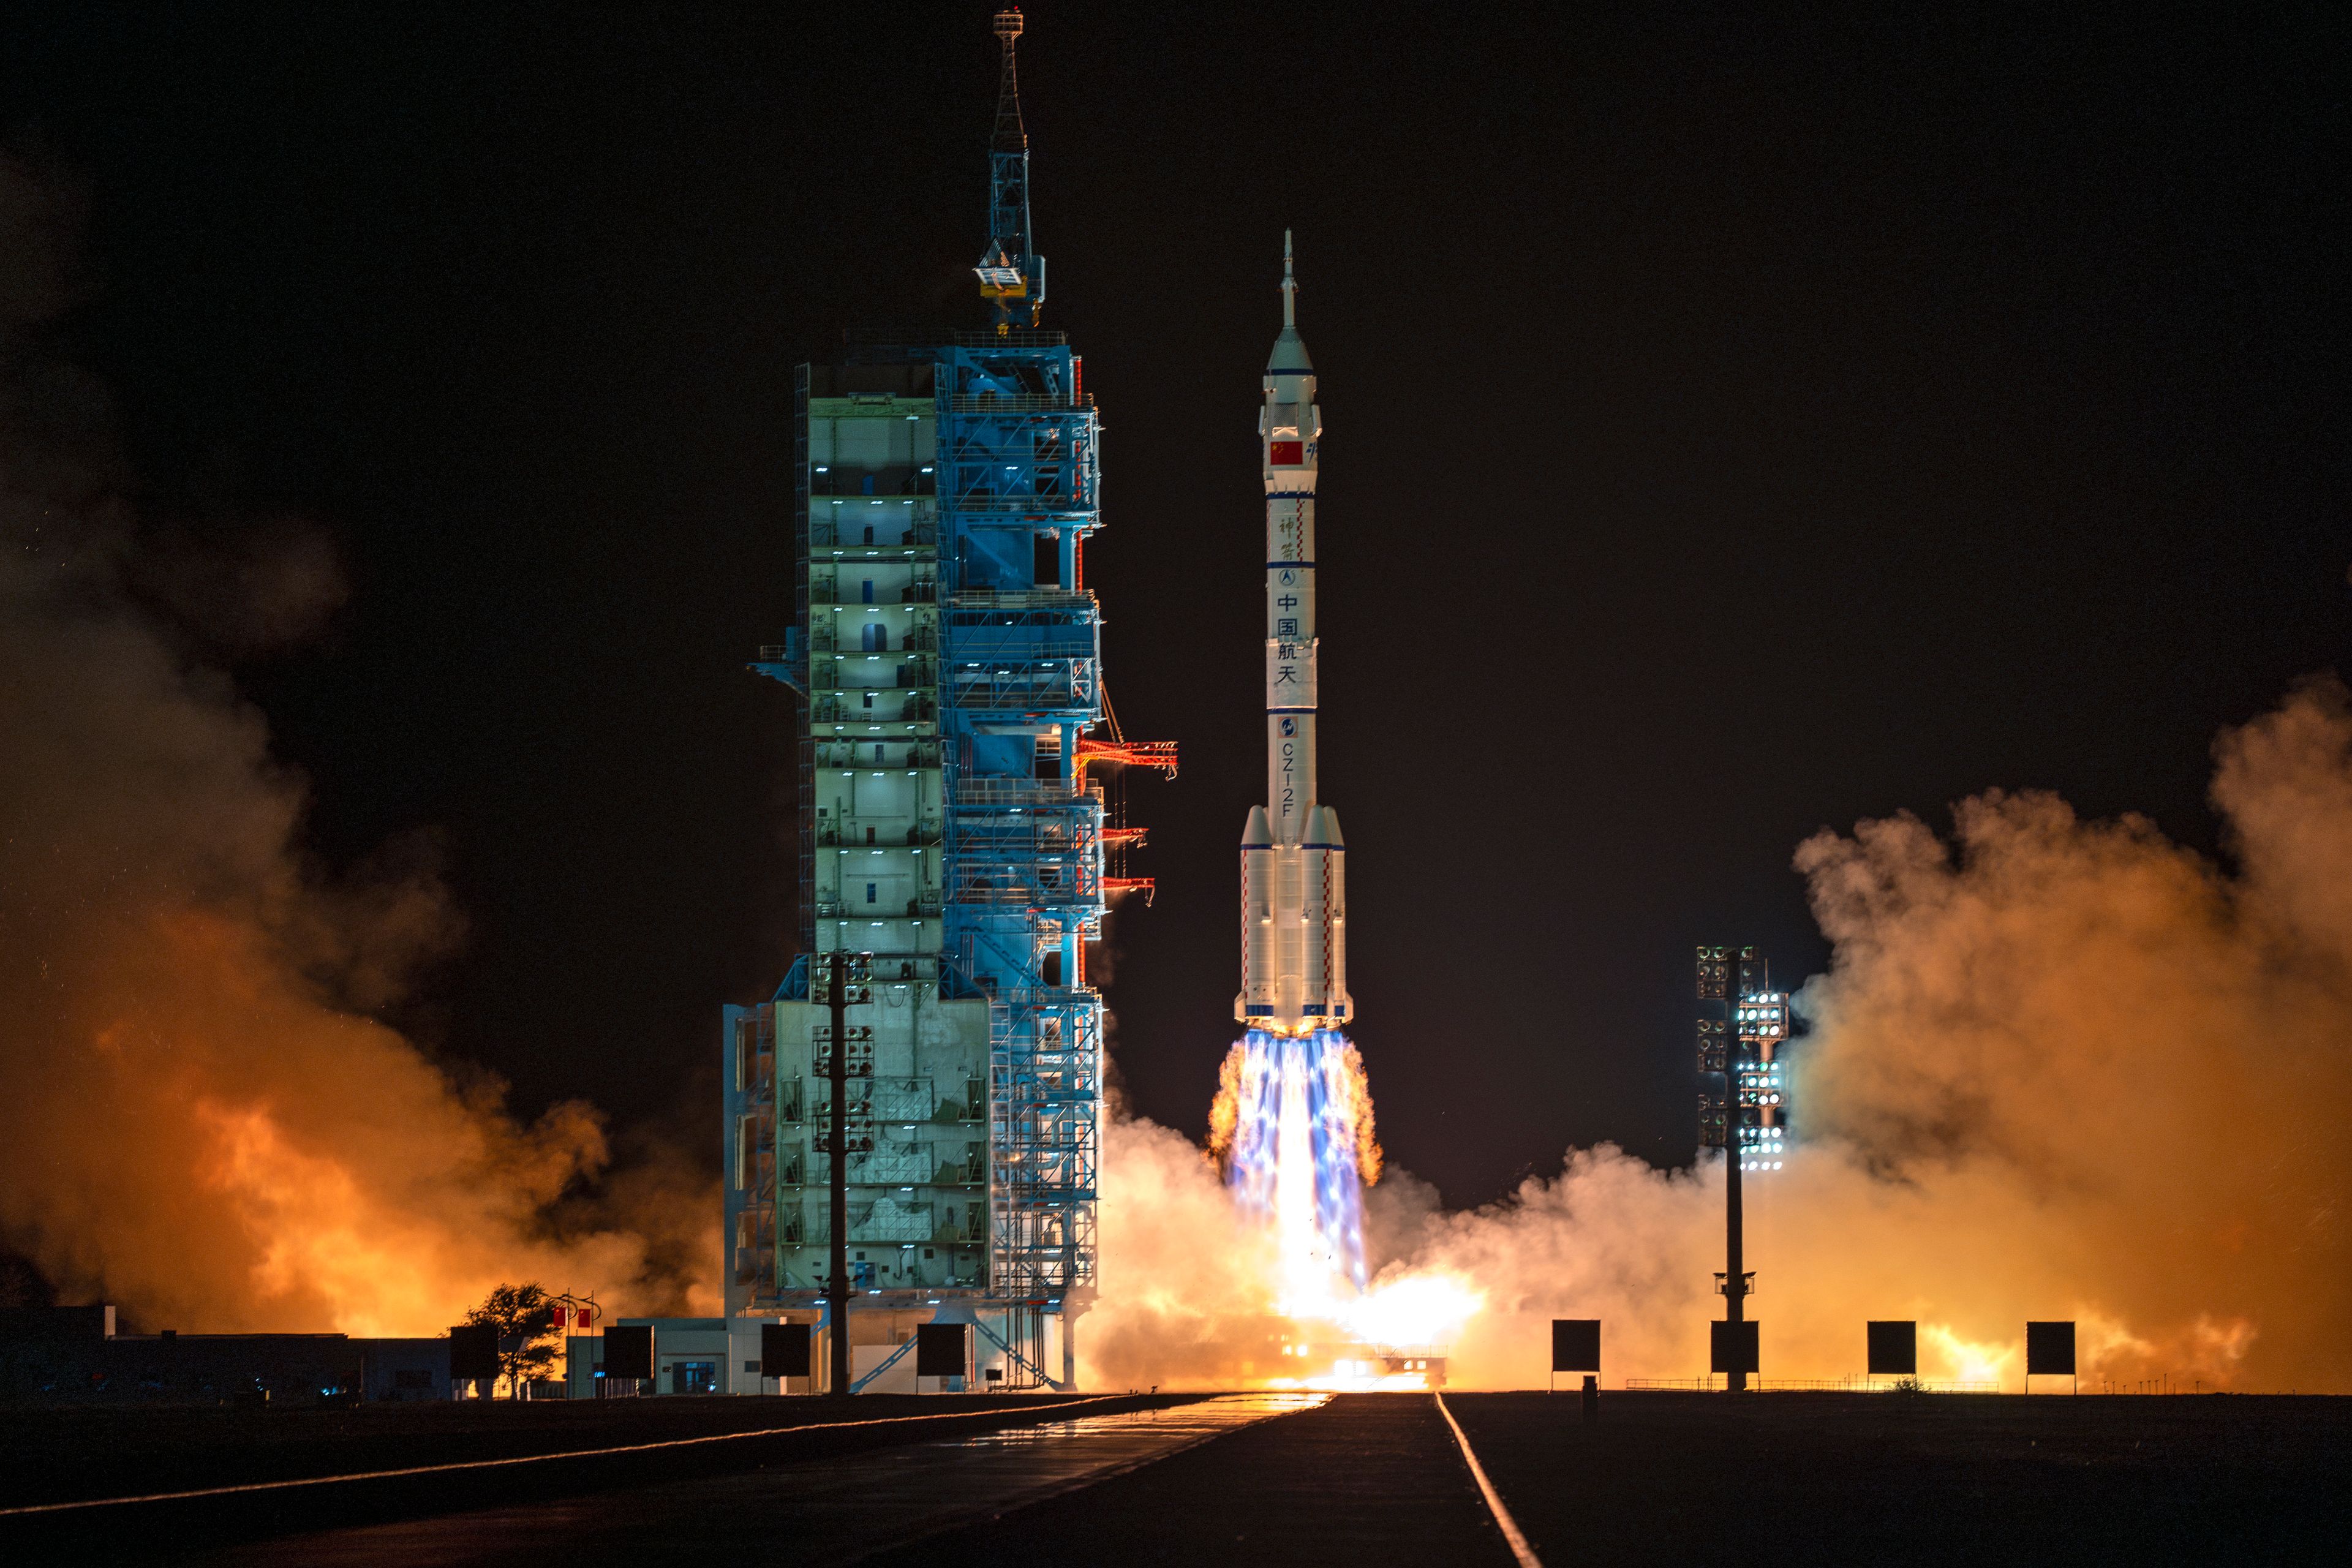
1237, 234, 1353, 1036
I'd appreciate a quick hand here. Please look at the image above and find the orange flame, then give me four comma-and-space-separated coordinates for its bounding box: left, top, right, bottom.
1327, 1037, 1383, 1186
1206, 1040, 1246, 1171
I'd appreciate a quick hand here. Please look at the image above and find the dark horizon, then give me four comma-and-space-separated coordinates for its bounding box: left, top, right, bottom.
2, 2, 2345, 1215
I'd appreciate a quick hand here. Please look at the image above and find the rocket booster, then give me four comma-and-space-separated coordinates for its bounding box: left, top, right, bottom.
1237, 233, 1352, 1035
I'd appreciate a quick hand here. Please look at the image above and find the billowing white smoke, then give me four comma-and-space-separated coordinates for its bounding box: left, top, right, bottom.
1087, 681, 2352, 1393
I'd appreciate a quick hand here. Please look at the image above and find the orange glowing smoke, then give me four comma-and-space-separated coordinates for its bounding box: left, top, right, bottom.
1163, 1031, 1425, 1390
1089, 682, 2352, 1393
0, 157, 714, 1334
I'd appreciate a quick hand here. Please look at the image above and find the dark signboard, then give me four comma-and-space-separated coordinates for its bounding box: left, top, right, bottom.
1551, 1319, 1601, 1373
915, 1322, 968, 1378
1866, 1321, 1918, 1376
2026, 1321, 2075, 1377
1709, 1319, 1760, 1374
603, 1324, 655, 1381
447, 1324, 498, 1384
761, 1322, 811, 1379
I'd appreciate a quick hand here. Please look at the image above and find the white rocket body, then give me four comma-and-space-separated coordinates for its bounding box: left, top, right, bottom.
1237, 237, 1352, 1036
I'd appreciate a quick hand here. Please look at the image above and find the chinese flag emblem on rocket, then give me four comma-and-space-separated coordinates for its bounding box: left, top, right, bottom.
1270, 441, 1303, 466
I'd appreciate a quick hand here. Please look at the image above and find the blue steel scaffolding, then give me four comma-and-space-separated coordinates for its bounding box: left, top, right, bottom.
721, 9, 1150, 1390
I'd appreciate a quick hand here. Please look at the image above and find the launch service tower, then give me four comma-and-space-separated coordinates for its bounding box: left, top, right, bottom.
721, 9, 1167, 1392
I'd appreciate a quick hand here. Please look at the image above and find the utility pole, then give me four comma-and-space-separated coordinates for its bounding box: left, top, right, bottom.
826, 948, 852, 1398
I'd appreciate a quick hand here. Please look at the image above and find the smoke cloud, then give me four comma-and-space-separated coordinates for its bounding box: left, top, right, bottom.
1087, 682, 2352, 1393
0, 151, 714, 1335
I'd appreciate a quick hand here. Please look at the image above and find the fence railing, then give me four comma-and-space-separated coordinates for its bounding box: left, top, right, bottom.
1622, 1376, 2002, 1393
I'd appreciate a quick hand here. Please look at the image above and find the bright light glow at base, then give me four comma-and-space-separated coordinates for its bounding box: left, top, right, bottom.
1924, 1323, 2016, 1385
1219, 1028, 1484, 1388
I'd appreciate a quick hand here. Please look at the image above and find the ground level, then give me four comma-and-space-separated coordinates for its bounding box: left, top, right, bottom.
0, 1392, 1122, 1510
10, 1390, 2347, 1566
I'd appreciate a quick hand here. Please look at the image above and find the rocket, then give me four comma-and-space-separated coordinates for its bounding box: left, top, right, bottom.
1237, 233, 1353, 1036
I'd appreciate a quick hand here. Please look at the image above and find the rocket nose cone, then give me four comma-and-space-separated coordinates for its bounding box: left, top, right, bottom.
1241, 805, 1275, 848
1311, 807, 1344, 848
1266, 328, 1313, 375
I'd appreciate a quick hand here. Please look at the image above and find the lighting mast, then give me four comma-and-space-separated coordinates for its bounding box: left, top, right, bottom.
1698, 948, 1793, 1389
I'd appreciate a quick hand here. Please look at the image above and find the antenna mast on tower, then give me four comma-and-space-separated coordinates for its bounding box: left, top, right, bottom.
974, 7, 1045, 331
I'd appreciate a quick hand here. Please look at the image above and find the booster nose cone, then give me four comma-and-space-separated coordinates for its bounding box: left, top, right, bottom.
1242, 805, 1275, 848
1305, 806, 1344, 848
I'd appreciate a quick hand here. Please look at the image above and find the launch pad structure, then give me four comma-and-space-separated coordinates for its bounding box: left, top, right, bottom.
721, 8, 1167, 1392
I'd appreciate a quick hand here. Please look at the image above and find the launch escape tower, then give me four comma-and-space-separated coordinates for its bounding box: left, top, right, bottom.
721, 9, 1169, 1391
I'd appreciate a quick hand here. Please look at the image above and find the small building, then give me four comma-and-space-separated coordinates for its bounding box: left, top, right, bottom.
0, 1306, 367, 1407
565, 1318, 770, 1398
559, 1316, 957, 1397
1, 1306, 469, 1406
360, 1338, 453, 1403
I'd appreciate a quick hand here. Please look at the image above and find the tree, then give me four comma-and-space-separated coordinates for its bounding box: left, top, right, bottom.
464, 1283, 558, 1397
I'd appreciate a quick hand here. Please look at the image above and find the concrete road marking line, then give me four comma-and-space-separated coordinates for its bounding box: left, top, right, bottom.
1435, 1392, 1544, 1568
0, 1395, 1140, 1520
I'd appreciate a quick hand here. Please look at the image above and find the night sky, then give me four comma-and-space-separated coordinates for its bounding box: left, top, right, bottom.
4, 4, 2345, 1207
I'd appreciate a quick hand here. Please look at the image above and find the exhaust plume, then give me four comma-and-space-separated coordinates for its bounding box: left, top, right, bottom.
0, 152, 715, 1335
1087, 680, 2352, 1393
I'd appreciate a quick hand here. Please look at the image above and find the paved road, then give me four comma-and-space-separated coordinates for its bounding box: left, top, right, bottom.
873, 1390, 1519, 1568
203, 1393, 1329, 1567
1444, 1390, 2352, 1567
63, 1390, 2352, 1566
870, 1391, 2352, 1567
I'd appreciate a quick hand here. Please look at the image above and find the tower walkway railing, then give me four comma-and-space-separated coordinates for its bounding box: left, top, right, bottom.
949, 588, 1098, 612
948, 329, 1067, 347
952, 776, 1095, 806
948, 393, 1092, 412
